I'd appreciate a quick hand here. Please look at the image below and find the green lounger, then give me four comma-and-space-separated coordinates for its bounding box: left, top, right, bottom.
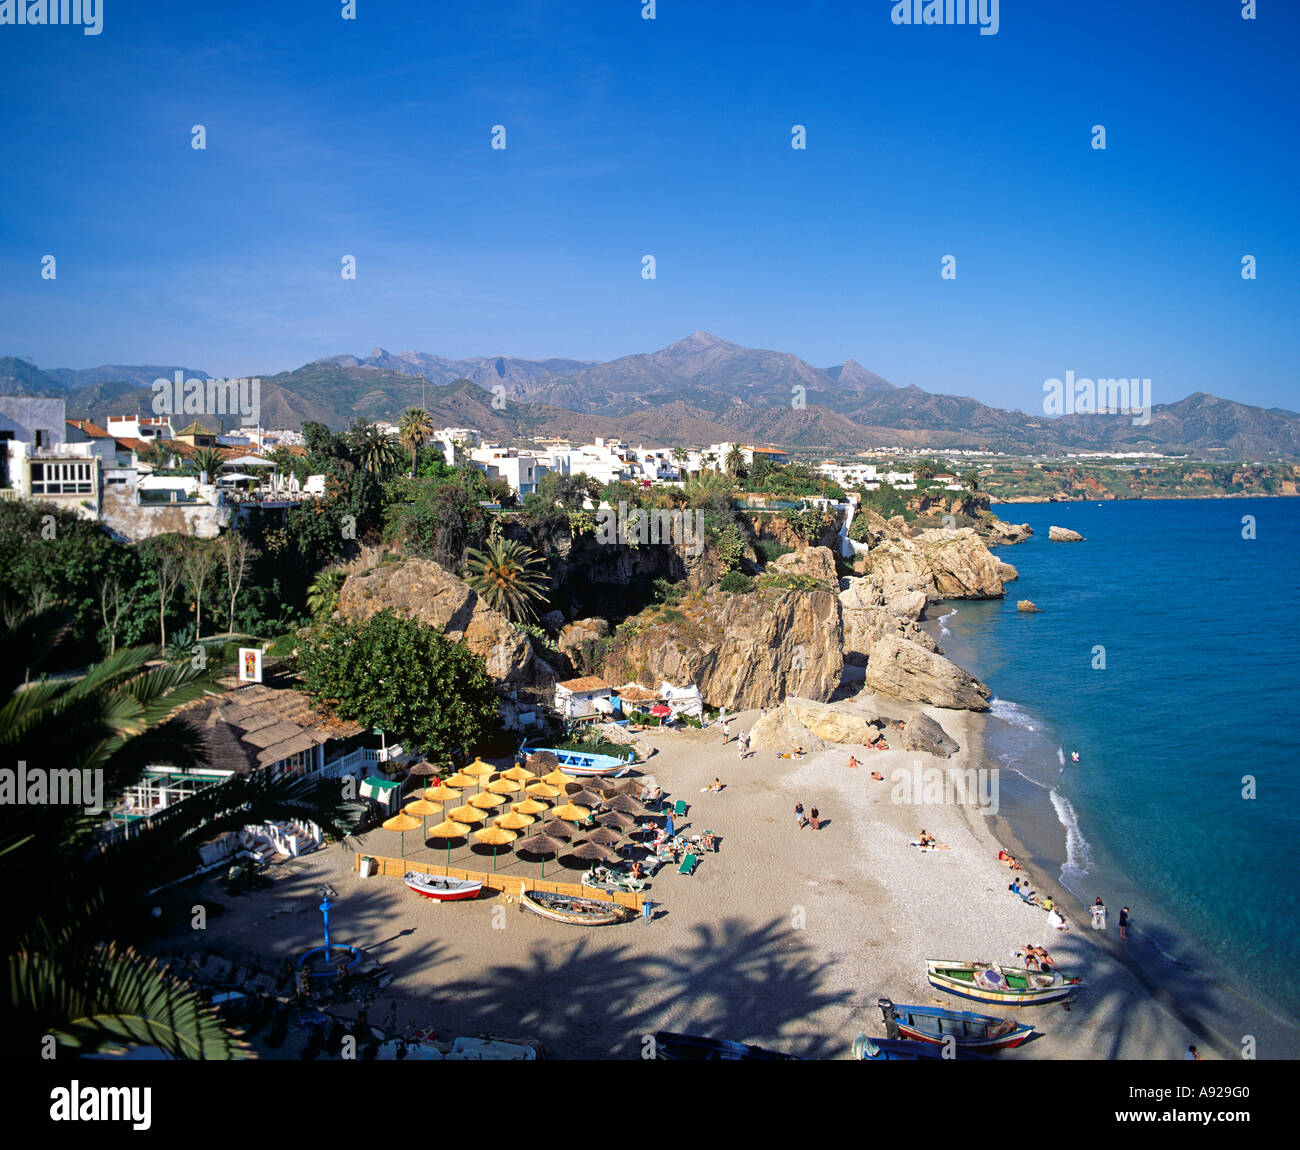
673, 800, 687, 817
679, 852, 698, 876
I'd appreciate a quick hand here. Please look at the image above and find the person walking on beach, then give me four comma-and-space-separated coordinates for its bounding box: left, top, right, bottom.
794, 802, 806, 828
1119, 906, 1130, 939
721, 717, 730, 744
737, 731, 748, 760
1091, 897, 1107, 930
810, 806, 820, 831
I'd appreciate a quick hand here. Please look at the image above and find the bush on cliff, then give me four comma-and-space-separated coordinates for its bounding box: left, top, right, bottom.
720, 571, 755, 593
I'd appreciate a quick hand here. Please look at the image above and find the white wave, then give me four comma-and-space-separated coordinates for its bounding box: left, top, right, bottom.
937, 607, 957, 637
1058, 746, 1065, 768
988, 697, 1038, 732
1050, 788, 1095, 894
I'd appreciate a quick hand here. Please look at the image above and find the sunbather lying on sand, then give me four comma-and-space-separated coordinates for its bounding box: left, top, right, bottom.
871, 770, 884, 781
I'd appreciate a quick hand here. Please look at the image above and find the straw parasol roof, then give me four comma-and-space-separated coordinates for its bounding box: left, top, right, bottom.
566, 841, 615, 863
610, 779, 644, 797
582, 777, 620, 795
423, 783, 461, 803
605, 794, 648, 815
474, 826, 517, 846
512, 798, 549, 818
494, 811, 535, 831
408, 760, 441, 777
404, 799, 442, 817
463, 758, 495, 778
525, 781, 563, 799
468, 792, 506, 812
585, 826, 624, 847
551, 802, 590, 823
428, 818, 470, 839
566, 788, 603, 808
448, 805, 486, 824
444, 771, 477, 789
542, 768, 578, 787
382, 812, 421, 833
503, 764, 534, 783
596, 810, 635, 830
538, 818, 575, 839
525, 750, 560, 774
516, 833, 565, 856
487, 777, 523, 795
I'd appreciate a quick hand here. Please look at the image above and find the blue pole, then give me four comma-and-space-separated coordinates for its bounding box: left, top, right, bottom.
320, 895, 332, 957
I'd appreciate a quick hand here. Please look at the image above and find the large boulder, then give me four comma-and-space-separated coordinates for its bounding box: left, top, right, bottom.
901, 713, 961, 757
600, 585, 843, 712
768, 545, 838, 585
1049, 526, 1085, 542
863, 633, 991, 711
839, 571, 937, 664
987, 520, 1034, 545
337, 558, 555, 687
748, 705, 831, 754
864, 527, 1006, 599
996, 561, 1019, 582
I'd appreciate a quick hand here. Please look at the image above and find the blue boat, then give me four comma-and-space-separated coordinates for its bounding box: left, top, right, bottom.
853, 1034, 995, 1061
520, 745, 636, 777
877, 997, 1034, 1051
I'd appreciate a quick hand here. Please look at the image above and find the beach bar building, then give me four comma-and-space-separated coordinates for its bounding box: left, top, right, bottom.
553, 676, 613, 722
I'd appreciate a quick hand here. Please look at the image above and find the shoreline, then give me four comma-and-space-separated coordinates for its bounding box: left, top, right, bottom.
921, 612, 1300, 1060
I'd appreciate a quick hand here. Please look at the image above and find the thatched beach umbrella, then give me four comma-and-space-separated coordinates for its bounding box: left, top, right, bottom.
585, 826, 624, 847
427, 817, 472, 867
487, 777, 524, 796
605, 794, 647, 815
525, 781, 563, 800
542, 768, 578, 788
403, 798, 442, 840
381, 811, 423, 858
596, 810, 635, 830
468, 792, 506, 814
448, 804, 487, 827
494, 810, 535, 832
408, 760, 441, 777
537, 818, 574, 840
463, 758, 495, 779
566, 788, 603, 808
423, 782, 461, 804
503, 764, 534, 783
444, 771, 477, 791
511, 797, 549, 819
525, 750, 560, 775
565, 840, 615, 866
473, 825, 517, 871
551, 801, 591, 824
516, 832, 565, 877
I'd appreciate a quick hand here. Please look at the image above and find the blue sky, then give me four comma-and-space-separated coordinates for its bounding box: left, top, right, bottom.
1, 0, 1296, 416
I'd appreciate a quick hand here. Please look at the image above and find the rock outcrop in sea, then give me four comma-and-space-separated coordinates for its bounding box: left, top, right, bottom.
862, 526, 1007, 599
1048, 525, 1085, 541
862, 633, 992, 711
749, 696, 961, 757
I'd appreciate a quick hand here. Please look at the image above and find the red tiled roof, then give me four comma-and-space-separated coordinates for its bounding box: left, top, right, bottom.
67, 418, 113, 438
558, 676, 611, 693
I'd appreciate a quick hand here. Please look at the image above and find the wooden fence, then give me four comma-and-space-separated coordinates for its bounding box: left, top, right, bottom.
355, 853, 644, 912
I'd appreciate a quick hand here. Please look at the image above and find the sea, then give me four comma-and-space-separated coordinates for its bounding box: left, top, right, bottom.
926, 497, 1300, 1039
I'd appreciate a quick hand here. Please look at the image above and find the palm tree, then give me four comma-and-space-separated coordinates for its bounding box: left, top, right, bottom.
725, 444, 747, 480
1, 608, 362, 1058
961, 469, 980, 493
307, 568, 347, 619
671, 446, 689, 478
188, 447, 225, 484
350, 422, 402, 476
464, 538, 550, 623
398, 407, 436, 475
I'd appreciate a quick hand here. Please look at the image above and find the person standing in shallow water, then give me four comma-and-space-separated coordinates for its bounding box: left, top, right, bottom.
1091, 897, 1107, 930
1119, 906, 1129, 939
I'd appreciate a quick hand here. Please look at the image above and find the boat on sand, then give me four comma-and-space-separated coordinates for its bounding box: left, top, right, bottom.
402, 871, 483, 901
877, 997, 1034, 1050
519, 888, 635, 926
925, 960, 1080, 1006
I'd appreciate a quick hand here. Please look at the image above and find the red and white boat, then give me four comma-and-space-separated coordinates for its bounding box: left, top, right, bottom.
402, 871, 483, 901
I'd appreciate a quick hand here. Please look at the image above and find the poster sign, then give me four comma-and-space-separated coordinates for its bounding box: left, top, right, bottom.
238, 647, 262, 683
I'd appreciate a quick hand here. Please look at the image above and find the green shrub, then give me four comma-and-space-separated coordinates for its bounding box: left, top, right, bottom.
751, 539, 793, 565
719, 571, 755, 593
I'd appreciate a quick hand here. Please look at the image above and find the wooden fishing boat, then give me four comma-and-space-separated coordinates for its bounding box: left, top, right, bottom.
877, 997, 1034, 1050
852, 1034, 995, 1061
925, 960, 1080, 1006
653, 1031, 802, 1061
519, 746, 635, 777
402, 871, 483, 902
519, 888, 635, 926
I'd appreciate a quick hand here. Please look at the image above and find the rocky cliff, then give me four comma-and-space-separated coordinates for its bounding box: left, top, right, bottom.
862, 526, 1007, 599
599, 584, 843, 711
337, 558, 556, 688
862, 633, 991, 711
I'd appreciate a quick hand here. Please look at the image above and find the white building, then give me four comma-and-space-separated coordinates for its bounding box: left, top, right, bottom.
470, 444, 545, 496
104, 414, 173, 441
434, 427, 481, 465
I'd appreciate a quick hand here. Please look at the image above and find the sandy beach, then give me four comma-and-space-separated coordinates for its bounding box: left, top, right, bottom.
152, 696, 1266, 1060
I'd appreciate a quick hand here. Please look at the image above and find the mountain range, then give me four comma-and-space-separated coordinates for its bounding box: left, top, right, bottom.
3, 334, 1298, 459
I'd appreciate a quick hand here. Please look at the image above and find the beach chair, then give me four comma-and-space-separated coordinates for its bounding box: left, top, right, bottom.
673, 800, 687, 818
678, 852, 699, 876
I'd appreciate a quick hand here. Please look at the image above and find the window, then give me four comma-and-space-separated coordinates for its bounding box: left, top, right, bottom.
31, 461, 93, 496
275, 748, 313, 777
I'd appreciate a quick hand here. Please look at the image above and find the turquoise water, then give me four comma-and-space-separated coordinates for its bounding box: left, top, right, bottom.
932, 498, 1300, 1024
